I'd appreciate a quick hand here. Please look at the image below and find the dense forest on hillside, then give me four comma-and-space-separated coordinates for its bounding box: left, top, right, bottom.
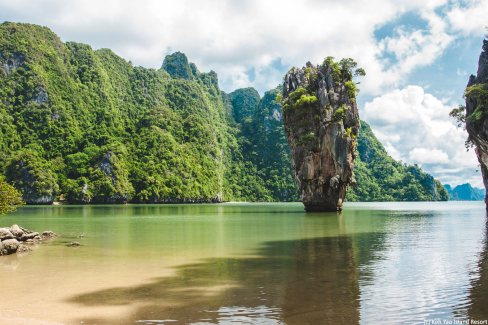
0, 22, 448, 204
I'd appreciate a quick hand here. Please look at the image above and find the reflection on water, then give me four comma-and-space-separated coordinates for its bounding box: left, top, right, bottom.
0, 202, 487, 324
69, 235, 363, 324
468, 218, 488, 320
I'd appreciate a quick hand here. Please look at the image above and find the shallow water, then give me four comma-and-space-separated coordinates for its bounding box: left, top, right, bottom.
0, 202, 487, 324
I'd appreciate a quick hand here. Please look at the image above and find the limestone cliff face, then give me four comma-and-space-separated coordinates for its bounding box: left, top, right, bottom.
282, 61, 360, 211
465, 40, 488, 207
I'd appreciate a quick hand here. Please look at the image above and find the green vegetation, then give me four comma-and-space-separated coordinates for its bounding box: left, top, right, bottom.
323, 56, 365, 85
332, 105, 347, 122
0, 23, 448, 204
0, 22, 296, 203
449, 105, 467, 127
450, 83, 488, 125
161, 51, 194, 79
282, 57, 363, 127
281, 86, 318, 110
227, 87, 298, 201
465, 83, 488, 121
344, 81, 358, 98
5, 149, 58, 204
346, 122, 449, 201
228, 87, 260, 123
0, 22, 240, 203
0, 178, 24, 214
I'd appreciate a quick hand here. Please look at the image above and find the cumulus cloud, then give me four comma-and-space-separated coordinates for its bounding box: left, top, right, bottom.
376, 9, 453, 88
447, 0, 488, 35
409, 148, 449, 164
0, 0, 468, 94
362, 85, 481, 187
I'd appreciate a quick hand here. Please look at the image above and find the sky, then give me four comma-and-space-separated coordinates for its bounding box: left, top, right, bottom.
0, 0, 487, 187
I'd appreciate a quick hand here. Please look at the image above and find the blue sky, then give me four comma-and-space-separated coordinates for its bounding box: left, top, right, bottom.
0, 0, 487, 187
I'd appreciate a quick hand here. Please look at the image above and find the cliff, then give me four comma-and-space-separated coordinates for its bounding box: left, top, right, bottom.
464, 39, 488, 207
0, 22, 231, 203
281, 59, 361, 211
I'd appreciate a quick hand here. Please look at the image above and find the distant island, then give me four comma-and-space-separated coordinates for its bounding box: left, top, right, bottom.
0, 22, 450, 204
444, 183, 485, 201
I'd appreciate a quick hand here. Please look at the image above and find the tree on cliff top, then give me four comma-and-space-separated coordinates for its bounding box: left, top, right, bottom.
0, 178, 24, 215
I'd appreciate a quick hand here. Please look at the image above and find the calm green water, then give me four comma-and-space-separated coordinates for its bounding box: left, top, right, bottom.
0, 202, 487, 325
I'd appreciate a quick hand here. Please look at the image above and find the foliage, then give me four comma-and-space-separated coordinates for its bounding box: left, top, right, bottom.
295, 94, 318, 107
161, 51, 193, 80
0, 22, 234, 203
228, 87, 261, 124
0, 177, 24, 214
322, 56, 366, 85
346, 122, 449, 201
282, 57, 364, 115
333, 106, 347, 122
0, 23, 448, 204
449, 105, 467, 127
344, 80, 358, 98
227, 87, 299, 201
465, 83, 488, 121
282, 87, 313, 110
0, 22, 298, 203
4, 149, 58, 203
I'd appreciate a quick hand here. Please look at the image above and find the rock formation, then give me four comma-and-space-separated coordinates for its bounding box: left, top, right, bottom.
465, 40, 488, 208
0, 224, 56, 256
281, 59, 361, 211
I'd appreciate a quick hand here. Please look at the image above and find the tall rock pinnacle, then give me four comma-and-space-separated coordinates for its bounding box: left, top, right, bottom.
464, 39, 488, 208
281, 58, 363, 212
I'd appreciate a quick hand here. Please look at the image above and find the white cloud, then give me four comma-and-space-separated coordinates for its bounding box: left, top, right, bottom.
447, 0, 488, 35
0, 0, 460, 94
409, 148, 449, 164
362, 85, 481, 187
377, 9, 453, 86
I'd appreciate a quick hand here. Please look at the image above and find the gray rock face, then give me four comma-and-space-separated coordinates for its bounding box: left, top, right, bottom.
35, 87, 49, 104
0, 51, 25, 76
282, 62, 360, 211
26, 195, 56, 204
92, 151, 132, 204
465, 40, 488, 208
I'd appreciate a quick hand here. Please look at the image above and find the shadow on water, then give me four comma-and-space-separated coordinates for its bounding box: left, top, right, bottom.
67, 232, 377, 325
468, 214, 488, 320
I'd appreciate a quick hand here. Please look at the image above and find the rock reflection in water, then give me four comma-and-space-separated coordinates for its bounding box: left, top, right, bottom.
69, 234, 365, 324
468, 217, 488, 320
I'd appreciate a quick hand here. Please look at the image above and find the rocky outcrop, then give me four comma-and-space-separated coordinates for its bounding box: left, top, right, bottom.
0, 51, 25, 76
0, 224, 56, 256
282, 60, 360, 211
465, 40, 488, 208
91, 151, 134, 204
